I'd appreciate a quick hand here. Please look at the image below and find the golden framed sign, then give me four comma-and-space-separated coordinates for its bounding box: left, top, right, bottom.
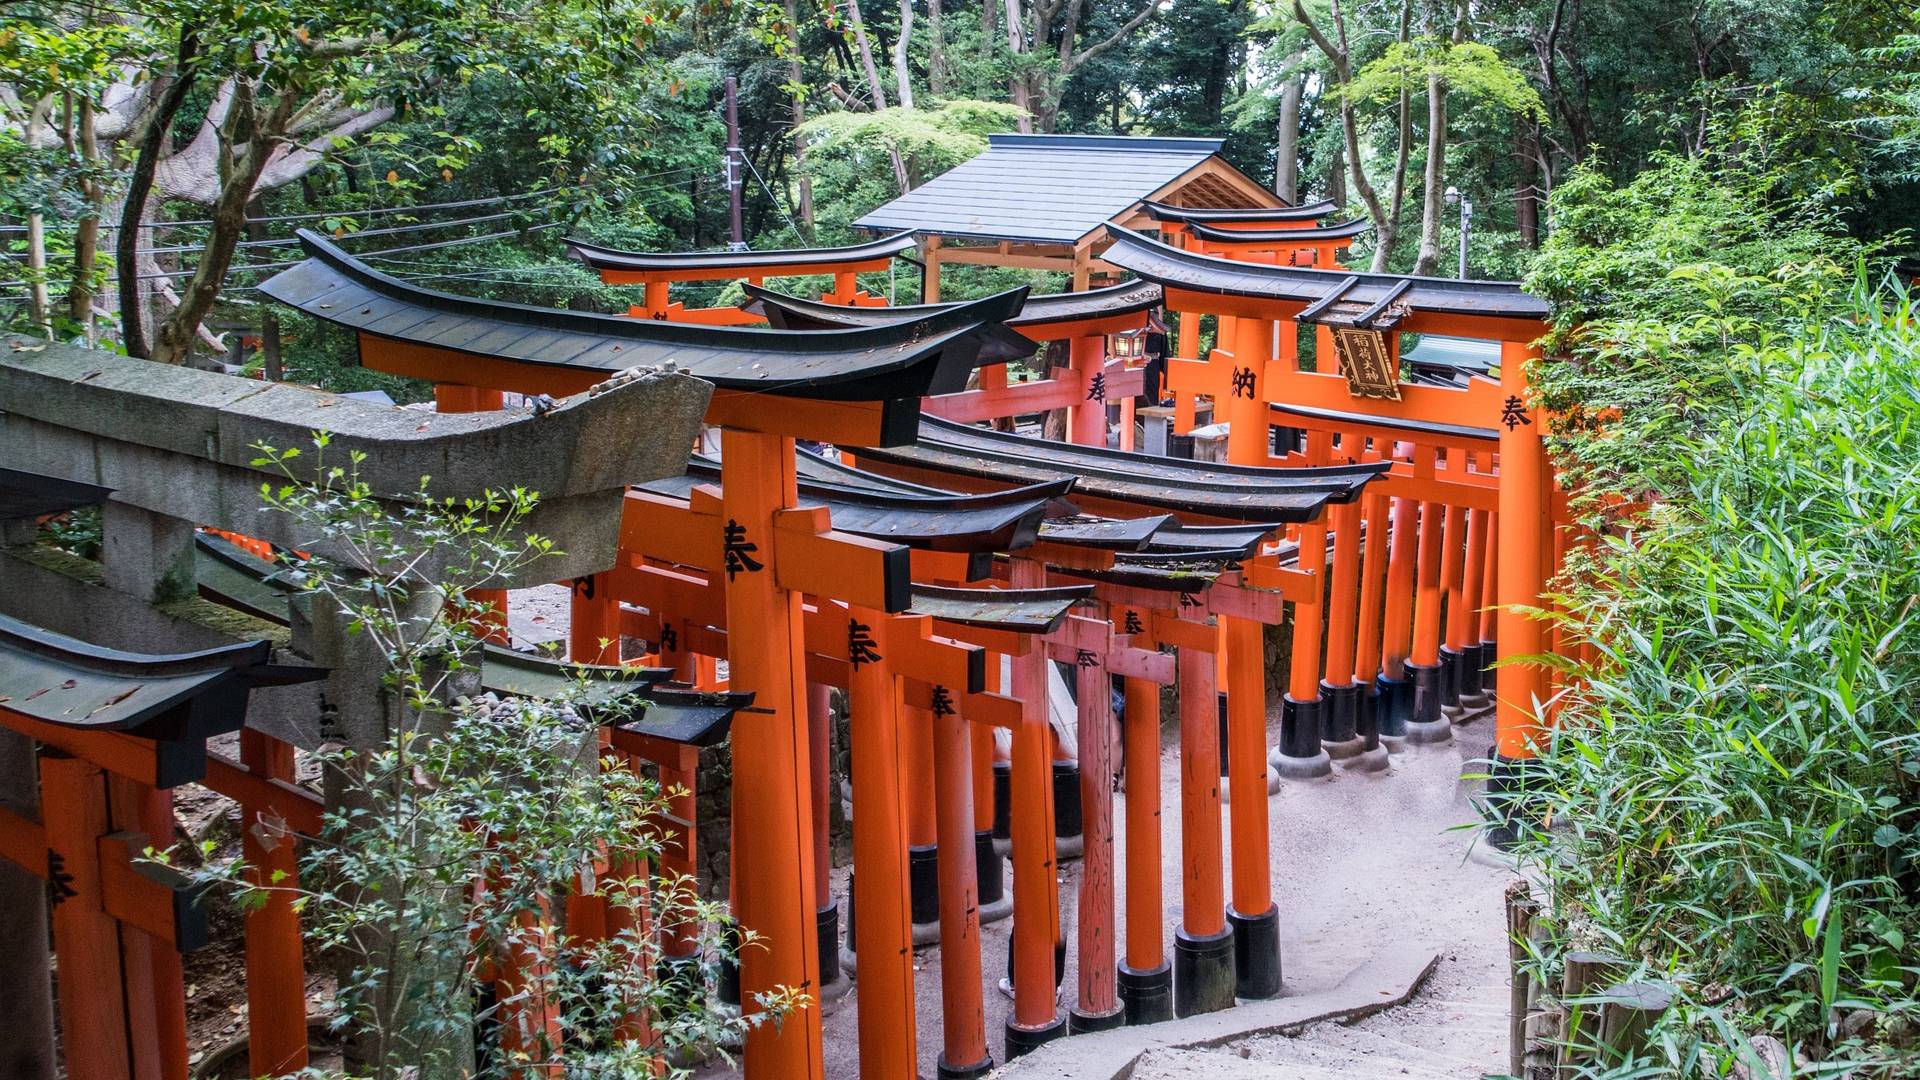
1331, 327, 1401, 400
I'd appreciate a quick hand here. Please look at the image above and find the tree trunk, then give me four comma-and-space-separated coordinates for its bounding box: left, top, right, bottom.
1327, 138, 1347, 207
67, 97, 103, 336
1516, 122, 1540, 247
150, 84, 293, 366
1275, 72, 1302, 203
785, 0, 815, 235
928, 0, 947, 96
1412, 67, 1449, 275
894, 0, 917, 109
246, 204, 282, 380
845, 0, 891, 110
118, 29, 200, 359
1005, 0, 1033, 131
25, 214, 51, 337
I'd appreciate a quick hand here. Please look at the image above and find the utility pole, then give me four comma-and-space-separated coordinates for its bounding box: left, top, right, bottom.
1445, 185, 1473, 278
725, 76, 747, 252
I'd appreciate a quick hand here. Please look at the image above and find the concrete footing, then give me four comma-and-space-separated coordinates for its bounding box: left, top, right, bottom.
1270, 749, 1333, 780
1320, 735, 1368, 760
1339, 745, 1393, 772
1404, 716, 1454, 745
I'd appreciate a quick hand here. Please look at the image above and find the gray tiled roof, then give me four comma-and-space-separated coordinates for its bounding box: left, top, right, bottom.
853, 133, 1229, 245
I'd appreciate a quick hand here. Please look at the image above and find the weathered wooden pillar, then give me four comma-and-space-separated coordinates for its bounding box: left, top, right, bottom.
931, 689, 992, 1079
718, 429, 824, 1080
1005, 559, 1066, 1058
846, 606, 916, 1077
807, 682, 845, 992
1118, 675, 1171, 1024
1069, 653, 1122, 1032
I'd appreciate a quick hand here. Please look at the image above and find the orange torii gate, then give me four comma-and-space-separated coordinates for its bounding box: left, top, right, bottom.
262, 230, 1030, 1080
847, 419, 1386, 1019
603, 474, 1135, 1074
566, 233, 917, 323
1100, 225, 1562, 831
745, 279, 1163, 448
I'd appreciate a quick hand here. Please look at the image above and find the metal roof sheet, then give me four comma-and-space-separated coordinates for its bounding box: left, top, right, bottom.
853, 134, 1232, 245
1142, 199, 1335, 224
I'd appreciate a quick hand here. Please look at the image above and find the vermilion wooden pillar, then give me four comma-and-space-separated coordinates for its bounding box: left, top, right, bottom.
1405, 499, 1450, 741
1068, 335, 1107, 446
1449, 508, 1492, 712
718, 429, 825, 1080
1068, 654, 1122, 1032
1436, 501, 1472, 719
1491, 341, 1551, 846
569, 573, 617, 665
1173, 639, 1232, 1016
1005, 559, 1065, 1058
39, 751, 133, 1080
1221, 613, 1279, 997
1320, 498, 1367, 757
107, 775, 189, 1080
1351, 488, 1397, 737
901, 694, 940, 928
931, 691, 992, 1078
1377, 492, 1421, 740
846, 607, 916, 1077
240, 729, 309, 1077
1118, 675, 1171, 1024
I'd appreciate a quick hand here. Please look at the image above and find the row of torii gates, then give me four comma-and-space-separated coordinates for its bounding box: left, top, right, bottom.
0, 187, 1573, 1080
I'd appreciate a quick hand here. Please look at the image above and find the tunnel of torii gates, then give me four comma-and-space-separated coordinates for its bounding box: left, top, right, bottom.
258, 208, 1575, 1078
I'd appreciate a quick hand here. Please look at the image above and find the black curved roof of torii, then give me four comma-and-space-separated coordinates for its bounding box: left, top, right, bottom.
190, 534, 748, 747
1101, 226, 1551, 327
0, 610, 318, 783
1185, 218, 1372, 245
740, 278, 1163, 335
260, 230, 1032, 402
850, 415, 1385, 522
1143, 199, 1336, 224
563, 232, 919, 274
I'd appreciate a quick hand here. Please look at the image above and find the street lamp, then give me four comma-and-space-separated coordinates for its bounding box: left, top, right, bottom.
1444, 185, 1473, 279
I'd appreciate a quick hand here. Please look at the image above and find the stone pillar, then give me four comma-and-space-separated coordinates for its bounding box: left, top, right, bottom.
100, 499, 197, 605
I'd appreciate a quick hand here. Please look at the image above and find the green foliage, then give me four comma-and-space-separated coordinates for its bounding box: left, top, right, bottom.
796, 99, 1025, 235
1514, 281, 1920, 1074
1525, 151, 1865, 502
166, 437, 793, 1077
1345, 38, 1546, 123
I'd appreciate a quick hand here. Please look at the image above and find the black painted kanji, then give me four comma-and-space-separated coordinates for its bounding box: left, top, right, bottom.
930, 685, 956, 718
1179, 591, 1200, 608
1086, 372, 1106, 402
1076, 648, 1098, 668
46, 850, 76, 907
1123, 610, 1145, 636
572, 574, 596, 599
848, 619, 883, 668
1500, 395, 1532, 430
722, 519, 764, 580
1230, 366, 1257, 399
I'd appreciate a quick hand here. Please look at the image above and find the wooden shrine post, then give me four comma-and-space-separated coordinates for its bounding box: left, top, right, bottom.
1004, 555, 1067, 1057
1490, 340, 1551, 842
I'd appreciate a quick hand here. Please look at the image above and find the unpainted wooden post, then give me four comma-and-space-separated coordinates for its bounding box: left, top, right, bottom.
1558, 951, 1627, 1076
1505, 883, 1539, 1079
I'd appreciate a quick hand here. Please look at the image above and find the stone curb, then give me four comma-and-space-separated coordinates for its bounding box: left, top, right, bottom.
989, 944, 1441, 1079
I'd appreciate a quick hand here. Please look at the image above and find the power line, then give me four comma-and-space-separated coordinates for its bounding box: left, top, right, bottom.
134, 222, 564, 281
